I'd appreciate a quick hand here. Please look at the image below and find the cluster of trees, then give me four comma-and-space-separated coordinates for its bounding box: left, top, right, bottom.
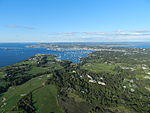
12, 92, 35, 113
47, 49, 150, 113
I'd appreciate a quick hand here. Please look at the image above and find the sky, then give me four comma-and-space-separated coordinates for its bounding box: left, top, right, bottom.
0, 0, 150, 42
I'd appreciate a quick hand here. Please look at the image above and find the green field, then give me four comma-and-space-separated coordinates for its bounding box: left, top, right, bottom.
81, 63, 116, 74
33, 85, 64, 113
27, 67, 49, 75
0, 74, 64, 113
0, 72, 4, 79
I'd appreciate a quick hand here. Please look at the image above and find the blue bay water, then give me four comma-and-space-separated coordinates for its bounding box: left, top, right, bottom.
0, 43, 93, 67
0, 42, 150, 67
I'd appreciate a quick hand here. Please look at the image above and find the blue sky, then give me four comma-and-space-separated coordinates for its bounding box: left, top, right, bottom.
0, 0, 150, 42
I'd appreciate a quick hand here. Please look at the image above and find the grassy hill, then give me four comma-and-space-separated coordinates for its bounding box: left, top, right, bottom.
0, 47, 150, 113
0, 74, 64, 113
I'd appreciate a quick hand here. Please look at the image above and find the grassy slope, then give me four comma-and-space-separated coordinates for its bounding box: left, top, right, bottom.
81, 63, 116, 74
33, 85, 64, 113
27, 67, 49, 75
0, 74, 64, 113
0, 72, 4, 79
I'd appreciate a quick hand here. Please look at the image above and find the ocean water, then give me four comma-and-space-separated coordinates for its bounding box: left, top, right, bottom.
0, 42, 150, 67
0, 43, 93, 67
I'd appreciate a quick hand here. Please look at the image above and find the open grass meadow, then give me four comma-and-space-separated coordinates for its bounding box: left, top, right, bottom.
0, 74, 64, 113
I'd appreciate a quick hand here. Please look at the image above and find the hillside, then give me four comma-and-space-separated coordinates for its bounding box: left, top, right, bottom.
0, 47, 150, 113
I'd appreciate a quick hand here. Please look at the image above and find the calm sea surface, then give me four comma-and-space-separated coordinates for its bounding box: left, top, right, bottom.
0, 43, 93, 67
0, 42, 150, 67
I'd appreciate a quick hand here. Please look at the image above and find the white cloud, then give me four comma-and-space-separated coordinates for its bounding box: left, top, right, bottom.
45, 30, 150, 42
